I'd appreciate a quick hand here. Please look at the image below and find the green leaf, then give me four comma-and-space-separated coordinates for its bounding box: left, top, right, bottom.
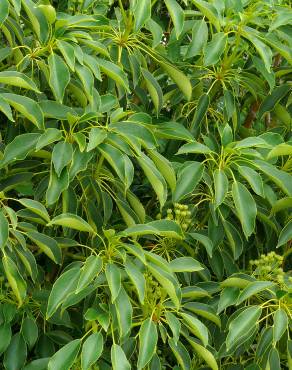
75, 64, 94, 103
271, 197, 292, 214
138, 318, 158, 369
173, 162, 204, 202
169, 257, 203, 272
217, 287, 240, 314
56, 40, 75, 71
26, 231, 62, 264
48, 339, 81, 370
277, 220, 292, 247
204, 33, 227, 65
24, 358, 50, 370
181, 313, 208, 346
156, 122, 193, 141
273, 308, 288, 343
4, 333, 27, 370
258, 84, 290, 118
165, 312, 181, 344
122, 220, 183, 239
237, 166, 264, 196
2, 255, 27, 307
105, 263, 121, 302
242, 27, 273, 72
111, 344, 131, 370
48, 53, 70, 103
191, 94, 210, 131
254, 160, 292, 196
0, 210, 9, 250
0, 71, 39, 92
267, 143, 292, 159
237, 281, 274, 305
164, 0, 184, 39
0, 0, 9, 25
114, 286, 133, 338
125, 258, 146, 304
22, 0, 49, 44
186, 19, 208, 58
21, 317, 38, 349
0, 95, 14, 121
169, 339, 191, 370
18, 199, 50, 222
232, 181, 257, 239
136, 153, 167, 207
213, 169, 228, 208
81, 332, 103, 370
52, 142, 73, 177
158, 61, 192, 101
142, 68, 163, 114
98, 143, 134, 191
187, 337, 218, 370
184, 302, 221, 327
177, 141, 212, 155
0, 324, 12, 354
1, 93, 44, 129
97, 58, 129, 91
133, 0, 151, 31
147, 261, 181, 309
226, 306, 262, 350
48, 213, 95, 233
191, 0, 220, 31
76, 255, 102, 293
46, 268, 80, 318
46, 168, 69, 206
268, 347, 281, 370
147, 150, 176, 193
0, 133, 41, 168
189, 232, 214, 257
87, 128, 107, 152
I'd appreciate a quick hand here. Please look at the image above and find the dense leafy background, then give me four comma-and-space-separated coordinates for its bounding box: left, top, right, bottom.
0, 0, 291, 369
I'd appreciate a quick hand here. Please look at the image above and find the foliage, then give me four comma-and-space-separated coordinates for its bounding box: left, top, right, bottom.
0, 0, 291, 369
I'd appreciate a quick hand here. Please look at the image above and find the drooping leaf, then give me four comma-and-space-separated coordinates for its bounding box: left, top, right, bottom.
48, 53, 70, 103
226, 306, 262, 350
0, 71, 39, 92
48, 213, 95, 233
164, 0, 184, 39
173, 162, 204, 202
2, 255, 27, 307
232, 181, 257, 239
111, 344, 131, 370
81, 332, 103, 370
46, 268, 80, 318
137, 318, 158, 369
1, 93, 44, 129
48, 339, 81, 370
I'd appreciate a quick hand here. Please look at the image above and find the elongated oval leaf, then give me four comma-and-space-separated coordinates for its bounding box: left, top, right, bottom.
1, 93, 44, 129
232, 181, 257, 239
48, 339, 81, 370
226, 306, 262, 350
46, 268, 80, 318
48, 213, 95, 233
48, 53, 70, 103
173, 162, 203, 202
81, 332, 103, 370
111, 344, 131, 370
138, 318, 158, 369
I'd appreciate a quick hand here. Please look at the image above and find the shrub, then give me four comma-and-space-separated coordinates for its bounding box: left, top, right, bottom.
0, 0, 291, 369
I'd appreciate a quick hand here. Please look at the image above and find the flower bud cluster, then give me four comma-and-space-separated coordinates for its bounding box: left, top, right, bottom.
249, 252, 291, 285
167, 203, 192, 230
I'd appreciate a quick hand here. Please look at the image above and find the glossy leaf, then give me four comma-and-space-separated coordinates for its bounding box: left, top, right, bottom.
48, 339, 81, 370
138, 318, 158, 369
